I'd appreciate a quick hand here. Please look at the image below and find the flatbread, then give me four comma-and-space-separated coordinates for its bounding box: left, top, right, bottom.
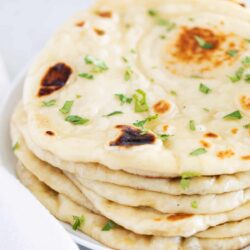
70, 176, 250, 214
12, 103, 250, 195
16, 164, 250, 250
21, 0, 250, 176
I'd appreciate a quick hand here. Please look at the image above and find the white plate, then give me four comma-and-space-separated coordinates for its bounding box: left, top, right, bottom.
0, 69, 110, 250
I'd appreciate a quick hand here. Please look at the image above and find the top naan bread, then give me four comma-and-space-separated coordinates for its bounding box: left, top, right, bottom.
22, 0, 250, 176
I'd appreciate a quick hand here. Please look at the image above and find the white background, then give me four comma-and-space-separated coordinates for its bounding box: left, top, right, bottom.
0, 0, 94, 79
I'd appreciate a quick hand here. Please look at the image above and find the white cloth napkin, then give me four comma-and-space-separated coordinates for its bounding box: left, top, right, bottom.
0, 55, 79, 250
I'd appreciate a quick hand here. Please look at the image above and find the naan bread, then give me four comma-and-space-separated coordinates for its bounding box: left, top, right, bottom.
16, 164, 250, 250
12, 103, 250, 195
22, 0, 250, 176
12, 119, 250, 215
69, 176, 250, 214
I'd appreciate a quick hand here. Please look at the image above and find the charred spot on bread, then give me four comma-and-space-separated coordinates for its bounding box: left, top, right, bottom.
38, 63, 72, 97
110, 125, 156, 147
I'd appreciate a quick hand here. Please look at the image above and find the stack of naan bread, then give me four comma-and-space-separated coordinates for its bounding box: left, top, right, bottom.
11, 0, 250, 249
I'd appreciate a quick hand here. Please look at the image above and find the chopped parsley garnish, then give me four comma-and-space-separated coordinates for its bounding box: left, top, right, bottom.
122, 57, 128, 63
190, 148, 207, 156
124, 67, 134, 81
12, 142, 20, 151
115, 94, 132, 105
242, 56, 250, 67
170, 90, 177, 96
199, 83, 211, 94
194, 35, 214, 49
133, 89, 149, 113
148, 9, 176, 31
226, 50, 238, 57
105, 111, 123, 117
133, 114, 158, 130
224, 110, 242, 120
84, 55, 108, 73
191, 201, 198, 209
244, 123, 250, 129
158, 134, 170, 142
189, 120, 196, 131
245, 74, 250, 83
65, 115, 89, 125
180, 172, 200, 190
228, 67, 244, 83
60, 100, 74, 114
102, 220, 117, 231
148, 9, 158, 16
72, 215, 85, 231
78, 73, 94, 79
130, 49, 136, 54
42, 99, 56, 107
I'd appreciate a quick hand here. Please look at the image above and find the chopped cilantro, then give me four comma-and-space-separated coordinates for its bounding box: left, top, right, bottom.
191, 201, 198, 209
242, 56, 250, 67
124, 67, 134, 81
194, 35, 213, 49
228, 67, 244, 83
78, 73, 94, 79
65, 115, 89, 125
244, 123, 250, 129
158, 134, 170, 141
133, 114, 158, 130
226, 50, 238, 57
199, 83, 211, 94
133, 89, 149, 113
189, 120, 196, 131
122, 57, 128, 63
180, 172, 200, 190
12, 142, 20, 151
224, 110, 242, 120
72, 215, 84, 231
190, 148, 207, 156
76, 94, 82, 99
102, 220, 117, 231
42, 99, 56, 107
245, 74, 250, 83
84, 55, 108, 73
60, 100, 74, 114
115, 94, 132, 105
170, 90, 177, 96
105, 111, 123, 117
148, 9, 158, 16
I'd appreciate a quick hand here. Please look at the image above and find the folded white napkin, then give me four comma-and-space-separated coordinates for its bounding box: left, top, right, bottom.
0, 54, 79, 250
0, 167, 79, 250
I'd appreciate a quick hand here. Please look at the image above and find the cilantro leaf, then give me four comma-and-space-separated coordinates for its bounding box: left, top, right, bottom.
12, 142, 20, 151
124, 67, 134, 81
224, 110, 242, 120
199, 83, 211, 94
65, 115, 89, 125
42, 99, 56, 107
189, 120, 196, 131
228, 67, 244, 83
72, 215, 85, 231
115, 94, 132, 105
194, 35, 214, 49
191, 201, 198, 209
158, 134, 170, 141
226, 50, 238, 57
105, 111, 123, 117
190, 148, 207, 156
60, 100, 74, 114
78, 73, 94, 79
84, 55, 108, 73
102, 220, 117, 231
133, 89, 149, 113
